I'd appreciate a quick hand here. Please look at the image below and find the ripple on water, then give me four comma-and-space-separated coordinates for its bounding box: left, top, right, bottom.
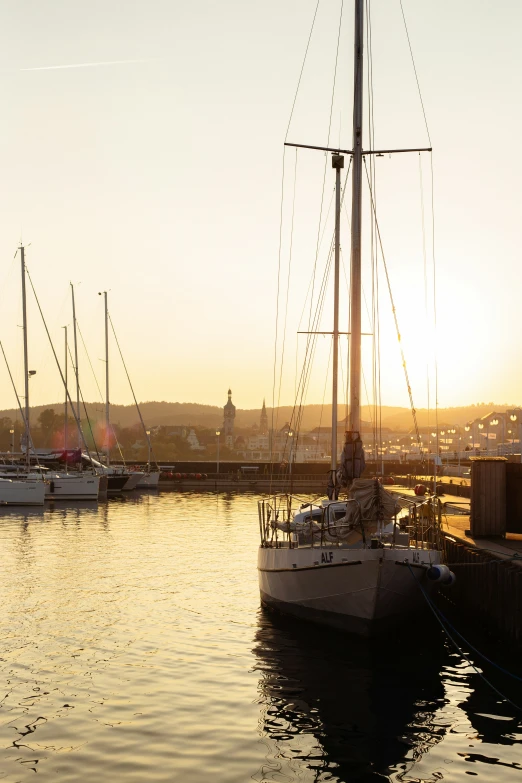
0, 490, 520, 782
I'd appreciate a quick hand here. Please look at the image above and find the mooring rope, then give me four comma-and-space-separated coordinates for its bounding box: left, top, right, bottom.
407, 564, 522, 709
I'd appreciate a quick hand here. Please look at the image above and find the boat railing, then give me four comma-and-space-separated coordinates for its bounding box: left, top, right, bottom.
258, 494, 442, 550
398, 495, 442, 550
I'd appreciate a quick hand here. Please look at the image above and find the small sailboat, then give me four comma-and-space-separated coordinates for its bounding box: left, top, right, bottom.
257, 1, 452, 635
0, 247, 46, 506
9, 260, 101, 502
95, 291, 139, 491
96, 291, 160, 490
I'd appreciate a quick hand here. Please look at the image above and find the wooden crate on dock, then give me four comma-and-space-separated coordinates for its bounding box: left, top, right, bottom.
470, 457, 507, 538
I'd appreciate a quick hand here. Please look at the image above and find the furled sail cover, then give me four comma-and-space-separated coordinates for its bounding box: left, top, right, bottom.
338, 436, 366, 485
349, 478, 401, 523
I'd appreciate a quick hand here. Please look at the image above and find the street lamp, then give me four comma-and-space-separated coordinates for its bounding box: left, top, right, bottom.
288, 430, 294, 477
490, 418, 500, 455
9, 428, 14, 463
216, 430, 221, 475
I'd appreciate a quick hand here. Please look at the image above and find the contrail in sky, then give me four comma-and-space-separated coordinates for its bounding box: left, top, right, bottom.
20, 59, 154, 71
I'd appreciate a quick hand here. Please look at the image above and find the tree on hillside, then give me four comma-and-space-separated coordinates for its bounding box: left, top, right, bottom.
38, 409, 58, 444
36, 409, 76, 447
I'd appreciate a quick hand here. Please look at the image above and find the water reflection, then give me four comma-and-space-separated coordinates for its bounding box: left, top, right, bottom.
253, 608, 447, 782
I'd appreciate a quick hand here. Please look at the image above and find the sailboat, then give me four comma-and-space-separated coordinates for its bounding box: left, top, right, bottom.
0, 247, 45, 506
3, 248, 101, 501
90, 291, 141, 492
257, 1, 452, 635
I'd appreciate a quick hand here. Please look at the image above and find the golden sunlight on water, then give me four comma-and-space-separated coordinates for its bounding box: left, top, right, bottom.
0, 491, 520, 782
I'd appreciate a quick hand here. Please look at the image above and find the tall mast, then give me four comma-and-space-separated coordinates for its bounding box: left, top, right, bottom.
349, 0, 364, 435
331, 154, 344, 472
70, 283, 81, 446
101, 291, 110, 465
20, 245, 30, 469
63, 325, 68, 453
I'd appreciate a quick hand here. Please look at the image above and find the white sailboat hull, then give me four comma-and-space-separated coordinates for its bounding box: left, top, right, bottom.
0, 479, 46, 506
258, 546, 440, 636
136, 471, 160, 488
45, 475, 100, 501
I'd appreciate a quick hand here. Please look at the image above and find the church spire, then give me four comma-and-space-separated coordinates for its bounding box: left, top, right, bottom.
223, 388, 236, 448
260, 398, 268, 436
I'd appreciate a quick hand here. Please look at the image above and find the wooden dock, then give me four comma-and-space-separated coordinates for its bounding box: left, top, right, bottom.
442, 517, 522, 646
391, 484, 522, 645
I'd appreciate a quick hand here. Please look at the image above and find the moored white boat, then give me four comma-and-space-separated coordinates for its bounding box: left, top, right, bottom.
136, 471, 160, 488
0, 477, 46, 506
43, 473, 100, 501
257, 0, 451, 635
258, 494, 443, 636
0, 465, 100, 501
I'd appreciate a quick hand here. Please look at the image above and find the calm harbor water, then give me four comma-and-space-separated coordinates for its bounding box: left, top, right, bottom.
0, 490, 521, 782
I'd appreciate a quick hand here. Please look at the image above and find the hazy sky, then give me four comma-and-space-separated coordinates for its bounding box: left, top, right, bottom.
0, 0, 520, 415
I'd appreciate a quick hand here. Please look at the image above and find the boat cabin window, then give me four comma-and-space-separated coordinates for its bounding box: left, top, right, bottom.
329, 503, 347, 522
302, 510, 322, 523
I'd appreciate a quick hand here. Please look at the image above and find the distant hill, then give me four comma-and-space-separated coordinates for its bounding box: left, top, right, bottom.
0, 400, 517, 432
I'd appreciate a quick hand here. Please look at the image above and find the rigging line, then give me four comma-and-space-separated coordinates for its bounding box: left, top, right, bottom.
24, 269, 93, 463
76, 321, 105, 405
112, 424, 126, 465
297, 185, 335, 332
289, 155, 350, 451
316, 339, 333, 460
290, 250, 334, 453
339, 332, 346, 426
398, 0, 432, 147
276, 148, 298, 416
292, 226, 335, 434
363, 158, 423, 456
367, 0, 380, 459
284, 0, 321, 142
300, 161, 350, 386
298, 158, 352, 333
270, 146, 288, 484
306, 0, 344, 342
67, 343, 103, 464
430, 151, 440, 481
294, 162, 352, 440
339, 248, 352, 424
291, 252, 333, 441
108, 313, 157, 467
419, 153, 431, 474
0, 340, 35, 457
361, 363, 374, 430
